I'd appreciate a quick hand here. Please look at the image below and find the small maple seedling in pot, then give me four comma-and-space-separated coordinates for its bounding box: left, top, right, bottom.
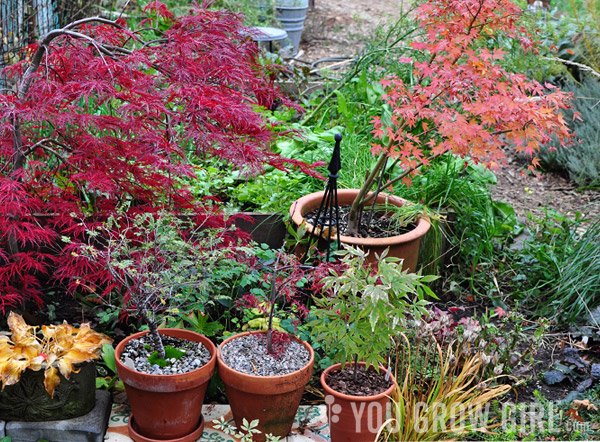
237, 248, 339, 355
309, 246, 436, 383
261, 251, 313, 355
76, 212, 236, 360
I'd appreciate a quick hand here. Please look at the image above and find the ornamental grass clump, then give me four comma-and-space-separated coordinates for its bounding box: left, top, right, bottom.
377, 333, 511, 441
0, 312, 112, 397
346, 0, 576, 235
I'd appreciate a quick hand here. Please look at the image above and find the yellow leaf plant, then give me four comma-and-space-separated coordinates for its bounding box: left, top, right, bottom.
0, 312, 112, 397
377, 333, 512, 441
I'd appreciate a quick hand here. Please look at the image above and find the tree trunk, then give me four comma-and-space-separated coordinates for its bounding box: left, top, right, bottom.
141, 310, 165, 359
346, 152, 388, 236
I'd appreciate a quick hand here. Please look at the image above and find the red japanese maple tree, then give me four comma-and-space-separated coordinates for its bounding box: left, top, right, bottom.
347, 0, 576, 235
0, 2, 311, 312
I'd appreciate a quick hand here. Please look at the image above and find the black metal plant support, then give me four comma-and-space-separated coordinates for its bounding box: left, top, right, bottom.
304, 133, 342, 261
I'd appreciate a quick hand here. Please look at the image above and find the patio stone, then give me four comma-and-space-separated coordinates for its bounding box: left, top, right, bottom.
105, 403, 330, 441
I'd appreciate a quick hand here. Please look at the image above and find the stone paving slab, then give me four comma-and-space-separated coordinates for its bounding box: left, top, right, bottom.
105, 404, 330, 441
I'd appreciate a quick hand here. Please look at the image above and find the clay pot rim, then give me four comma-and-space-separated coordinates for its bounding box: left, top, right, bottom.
320, 362, 397, 402
114, 328, 217, 379
217, 330, 315, 381
289, 189, 431, 247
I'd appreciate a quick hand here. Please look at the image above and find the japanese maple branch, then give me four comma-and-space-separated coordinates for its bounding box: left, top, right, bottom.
36, 145, 82, 173
362, 125, 528, 205
12, 17, 132, 173
23, 138, 72, 156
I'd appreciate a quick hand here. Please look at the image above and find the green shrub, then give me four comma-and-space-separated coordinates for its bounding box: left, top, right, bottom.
539, 78, 600, 189
545, 218, 600, 322
509, 209, 600, 323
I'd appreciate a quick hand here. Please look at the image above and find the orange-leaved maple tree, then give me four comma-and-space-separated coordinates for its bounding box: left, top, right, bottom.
346, 0, 576, 236
0, 2, 315, 312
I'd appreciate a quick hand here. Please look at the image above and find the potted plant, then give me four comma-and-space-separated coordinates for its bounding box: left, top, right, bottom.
275, 0, 309, 55
291, 189, 431, 272
309, 246, 435, 442
217, 250, 321, 442
291, 0, 575, 271
0, 312, 112, 422
77, 213, 234, 442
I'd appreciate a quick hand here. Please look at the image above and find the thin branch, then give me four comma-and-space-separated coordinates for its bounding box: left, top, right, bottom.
466, 0, 485, 35
59, 30, 133, 57
362, 162, 421, 205
141, 38, 169, 49
23, 138, 71, 156
543, 56, 600, 80
35, 144, 82, 172
117, 0, 131, 22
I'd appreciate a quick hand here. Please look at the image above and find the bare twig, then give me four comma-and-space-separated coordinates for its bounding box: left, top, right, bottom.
543, 56, 600, 80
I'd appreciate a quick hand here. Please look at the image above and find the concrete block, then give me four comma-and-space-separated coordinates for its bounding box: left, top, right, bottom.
6, 390, 111, 442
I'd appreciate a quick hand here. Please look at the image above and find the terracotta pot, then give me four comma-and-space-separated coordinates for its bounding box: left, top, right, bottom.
289, 189, 431, 272
321, 363, 396, 442
115, 329, 217, 442
217, 331, 314, 442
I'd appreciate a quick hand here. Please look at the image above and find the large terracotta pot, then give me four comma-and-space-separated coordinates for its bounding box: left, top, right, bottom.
115, 329, 217, 442
217, 331, 314, 442
289, 189, 431, 272
321, 363, 396, 442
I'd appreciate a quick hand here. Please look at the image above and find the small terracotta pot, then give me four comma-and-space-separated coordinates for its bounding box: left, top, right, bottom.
321, 363, 396, 442
115, 329, 217, 442
289, 189, 430, 273
217, 331, 314, 442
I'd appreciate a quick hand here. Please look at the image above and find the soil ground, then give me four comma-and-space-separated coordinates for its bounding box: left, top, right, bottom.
299, 0, 404, 62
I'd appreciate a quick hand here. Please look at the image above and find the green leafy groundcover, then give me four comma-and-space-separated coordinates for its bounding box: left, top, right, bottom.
148, 346, 187, 368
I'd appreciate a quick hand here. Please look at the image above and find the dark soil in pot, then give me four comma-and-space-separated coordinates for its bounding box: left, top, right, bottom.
325, 365, 393, 396
219, 333, 310, 375
305, 206, 416, 239
120, 334, 211, 375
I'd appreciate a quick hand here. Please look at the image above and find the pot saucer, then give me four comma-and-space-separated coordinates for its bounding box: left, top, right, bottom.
128, 414, 205, 442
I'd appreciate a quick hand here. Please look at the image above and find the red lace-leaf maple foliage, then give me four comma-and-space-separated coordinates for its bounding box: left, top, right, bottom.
371, 0, 576, 181
0, 3, 313, 312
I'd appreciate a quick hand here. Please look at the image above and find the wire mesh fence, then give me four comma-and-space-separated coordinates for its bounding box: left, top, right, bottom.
1, 0, 96, 86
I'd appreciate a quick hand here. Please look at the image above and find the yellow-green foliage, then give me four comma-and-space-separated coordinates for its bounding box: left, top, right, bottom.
571, 0, 600, 74
378, 334, 511, 442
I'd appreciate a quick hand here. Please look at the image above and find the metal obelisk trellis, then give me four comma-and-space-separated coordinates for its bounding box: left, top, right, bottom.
304, 133, 342, 261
